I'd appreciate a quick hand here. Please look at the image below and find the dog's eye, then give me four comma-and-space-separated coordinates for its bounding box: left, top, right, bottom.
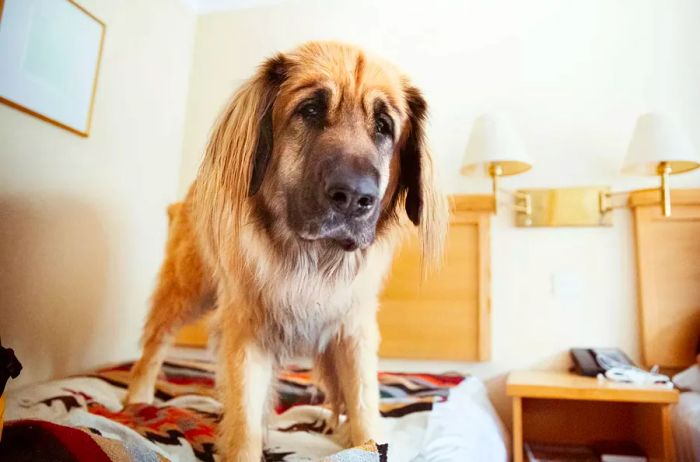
298, 101, 323, 120
375, 114, 393, 137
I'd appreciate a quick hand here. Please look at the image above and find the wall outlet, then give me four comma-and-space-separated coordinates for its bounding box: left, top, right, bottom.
551, 271, 585, 301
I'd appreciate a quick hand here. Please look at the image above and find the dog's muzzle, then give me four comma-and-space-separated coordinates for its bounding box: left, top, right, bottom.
318, 161, 380, 251
291, 155, 382, 251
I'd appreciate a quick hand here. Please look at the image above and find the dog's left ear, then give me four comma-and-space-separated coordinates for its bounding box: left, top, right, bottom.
399, 84, 448, 271
400, 86, 428, 226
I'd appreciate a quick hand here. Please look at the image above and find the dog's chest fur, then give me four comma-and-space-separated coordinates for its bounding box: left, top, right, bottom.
260, 273, 354, 357
241, 230, 368, 358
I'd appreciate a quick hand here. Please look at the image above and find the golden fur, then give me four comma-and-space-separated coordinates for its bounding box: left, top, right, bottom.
126, 42, 447, 461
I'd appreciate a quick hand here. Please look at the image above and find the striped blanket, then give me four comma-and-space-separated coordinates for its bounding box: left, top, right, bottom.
2, 358, 508, 461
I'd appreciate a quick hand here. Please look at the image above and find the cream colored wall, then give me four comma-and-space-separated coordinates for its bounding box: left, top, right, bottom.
177, 0, 700, 422
0, 0, 196, 388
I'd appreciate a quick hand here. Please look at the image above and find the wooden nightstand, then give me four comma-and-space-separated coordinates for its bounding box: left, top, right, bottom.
507, 371, 679, 462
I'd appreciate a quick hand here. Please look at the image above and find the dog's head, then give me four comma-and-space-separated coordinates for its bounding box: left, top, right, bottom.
199, 42, 446, 265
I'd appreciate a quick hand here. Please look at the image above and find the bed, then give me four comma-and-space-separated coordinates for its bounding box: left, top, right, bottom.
629, 189, 700, 462
1, 355, 508, 461
1, 194, 509, 461
6, 187, 699, 460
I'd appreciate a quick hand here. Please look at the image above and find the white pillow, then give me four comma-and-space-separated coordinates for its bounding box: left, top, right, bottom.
673, 364, 700, 393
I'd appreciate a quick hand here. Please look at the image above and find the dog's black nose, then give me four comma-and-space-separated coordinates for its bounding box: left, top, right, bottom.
325, 170, 379, 217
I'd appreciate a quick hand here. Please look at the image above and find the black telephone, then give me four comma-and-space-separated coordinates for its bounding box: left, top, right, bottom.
570, 348, 635, 377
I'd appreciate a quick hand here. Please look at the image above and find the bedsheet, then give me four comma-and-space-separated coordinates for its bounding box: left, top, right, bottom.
3, 358, 508, 461
673, 391, 700, 462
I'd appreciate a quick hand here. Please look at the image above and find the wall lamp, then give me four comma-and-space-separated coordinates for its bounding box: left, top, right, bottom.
460, 114, 533, 215
617, 113, 699, 217
462, 113, 699, 227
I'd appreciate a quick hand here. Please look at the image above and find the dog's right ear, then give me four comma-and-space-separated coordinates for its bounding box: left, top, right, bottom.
196, 54, 289, 237
248, 54, 288, 196
199, 53, 288, 203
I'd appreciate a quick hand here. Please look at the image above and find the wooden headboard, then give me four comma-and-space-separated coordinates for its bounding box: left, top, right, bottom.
629, 189, 700, 370
176, 195, 494, 362
377, 195, 493, 361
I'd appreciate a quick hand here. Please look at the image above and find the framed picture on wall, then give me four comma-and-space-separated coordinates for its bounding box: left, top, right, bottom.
0, 0, 105, 137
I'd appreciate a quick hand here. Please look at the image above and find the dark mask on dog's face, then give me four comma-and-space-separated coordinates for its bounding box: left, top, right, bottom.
246, 42, 429, 252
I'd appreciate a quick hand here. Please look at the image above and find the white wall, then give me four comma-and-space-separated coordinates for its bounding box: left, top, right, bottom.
0, 0, 196, 388
177, 0, 700, 422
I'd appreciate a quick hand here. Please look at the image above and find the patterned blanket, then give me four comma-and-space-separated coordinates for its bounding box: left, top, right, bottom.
2, 358, 508, 461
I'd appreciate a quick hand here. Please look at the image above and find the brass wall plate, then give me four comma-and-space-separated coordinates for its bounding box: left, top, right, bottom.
515, 187, 612, 227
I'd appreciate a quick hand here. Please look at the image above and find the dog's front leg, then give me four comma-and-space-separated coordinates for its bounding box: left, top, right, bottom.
326, 315, 381, 446
217, 318, 274, 462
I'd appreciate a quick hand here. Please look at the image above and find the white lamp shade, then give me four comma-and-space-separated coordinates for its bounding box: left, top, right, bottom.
461, 114, 532, 176
622, 113, 700, 175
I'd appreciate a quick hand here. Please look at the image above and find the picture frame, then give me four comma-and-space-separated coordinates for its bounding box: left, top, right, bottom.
0, 0, 105, 137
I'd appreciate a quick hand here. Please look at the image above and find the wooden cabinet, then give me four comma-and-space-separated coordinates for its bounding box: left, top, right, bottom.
507, 371, 679, 462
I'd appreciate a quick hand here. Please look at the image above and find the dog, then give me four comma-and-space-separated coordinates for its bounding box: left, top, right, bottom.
125, 41, 447, 461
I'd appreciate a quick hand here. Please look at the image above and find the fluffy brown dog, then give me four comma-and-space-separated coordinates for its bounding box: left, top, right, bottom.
126, 41, 447, 461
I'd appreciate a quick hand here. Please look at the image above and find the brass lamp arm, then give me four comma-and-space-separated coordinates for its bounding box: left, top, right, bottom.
497, 188, 532, 215
658, 162, 672, 217
599, 190, 630, 213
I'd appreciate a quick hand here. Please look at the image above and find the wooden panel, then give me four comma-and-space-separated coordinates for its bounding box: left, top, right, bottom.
632, 402, 674, 462
512, 397, 523, 462
630, 189, 700, 369
629, 188, 700, 208
522, 400, 637, 445
378, 195, 492, 361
